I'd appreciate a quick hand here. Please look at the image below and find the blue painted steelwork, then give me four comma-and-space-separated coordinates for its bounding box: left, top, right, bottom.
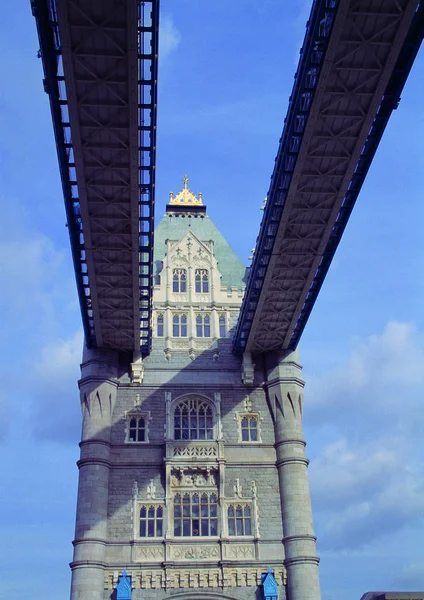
116, 570, 132, 600
289, 0, 424, 350
233, 0, 339, 355
261, 567, 278, 600
138, 0, 159, 355
31, 0, 159, 354
31, 0, 96, 347
234, 0, 424, 355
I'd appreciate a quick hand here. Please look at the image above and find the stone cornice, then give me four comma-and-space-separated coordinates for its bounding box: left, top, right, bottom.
264, 375, 305, 388
284, 555, 320, 567
276, 456, 309, 467
77, 457, 111, 469
275, 439, 306, 449
72, 537, 107, 546
79, 439, 111, 449
78, 375, 119, 389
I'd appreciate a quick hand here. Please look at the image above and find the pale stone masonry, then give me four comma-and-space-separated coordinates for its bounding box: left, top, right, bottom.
70, 180, 321, 600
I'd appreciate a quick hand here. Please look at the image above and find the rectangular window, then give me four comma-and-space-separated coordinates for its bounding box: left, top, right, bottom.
195, 269, 209, 293
157, 314, 164, 337
139, 505, 163, 537
173, 269, 187, 293
174, 492, 218, 537
241, 416, 257, 441
228, 504, 252, 536
219, 314, 226, 338
196, 314, 210, 337
174, 398, 213, 441
128, 416, 145, 442
173, 314, 187, 337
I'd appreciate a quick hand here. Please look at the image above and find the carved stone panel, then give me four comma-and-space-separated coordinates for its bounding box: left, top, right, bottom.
169, 544, 220, 561
133, 545, 164, 562
170, 466, 218, 488
222, 543, 255, 560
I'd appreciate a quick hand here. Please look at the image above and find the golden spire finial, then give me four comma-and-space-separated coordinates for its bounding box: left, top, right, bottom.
169, 175, 203, 206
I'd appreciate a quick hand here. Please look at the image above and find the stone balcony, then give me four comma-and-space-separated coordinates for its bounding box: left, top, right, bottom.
165, 440, 224, 461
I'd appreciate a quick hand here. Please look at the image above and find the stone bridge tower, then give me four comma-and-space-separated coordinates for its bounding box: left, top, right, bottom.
70, 177, 320, 600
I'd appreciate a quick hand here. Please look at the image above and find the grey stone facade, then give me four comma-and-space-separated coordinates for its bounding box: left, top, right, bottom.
69, 189, 320, 600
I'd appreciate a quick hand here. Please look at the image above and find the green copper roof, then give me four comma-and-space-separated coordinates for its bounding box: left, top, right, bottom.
154, 213, 248, 290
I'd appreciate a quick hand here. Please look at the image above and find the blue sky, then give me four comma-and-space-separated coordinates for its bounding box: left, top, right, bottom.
0, 2, 423, 599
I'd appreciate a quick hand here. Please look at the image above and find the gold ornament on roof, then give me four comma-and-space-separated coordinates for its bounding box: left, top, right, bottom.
169, 175, 203, 205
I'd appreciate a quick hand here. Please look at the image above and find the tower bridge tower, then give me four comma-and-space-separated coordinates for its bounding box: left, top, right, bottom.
71, 178, 320, 600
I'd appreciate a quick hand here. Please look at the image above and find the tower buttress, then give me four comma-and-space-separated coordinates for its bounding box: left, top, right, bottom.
265, 349, 321, 600
70, 347, 119, 600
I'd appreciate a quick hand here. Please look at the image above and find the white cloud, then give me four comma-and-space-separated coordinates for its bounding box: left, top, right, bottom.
0, 201, 82, 443
0, 200, 77, 341
305, 321, 424, 435
159, 13, 181, 62
311, 437, 400, 508
305, 321, 424, 550
30, 331, 84, 443
311, 435, 424, 549
33, 330, 83, 383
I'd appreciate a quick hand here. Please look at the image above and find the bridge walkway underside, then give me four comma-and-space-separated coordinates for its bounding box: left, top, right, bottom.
235, 0, 422, 355
33, 0, 159, 353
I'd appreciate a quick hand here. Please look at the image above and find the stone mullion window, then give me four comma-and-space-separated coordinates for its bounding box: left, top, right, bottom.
241, 415, 258, 441
173, 492, 218, 537
236, 412, 262, 443
157, 313, 164, 337
139, 504, 164, 538
219, 313, 226, 338
173, 398, 213, 441
126, 412, 150, 443
195, 269, 209, 293
173, 269, 187, 293
172, 313, 188, 337
129, 417, 145, 442
227, 503, 252, 536
196, 313, 211, 337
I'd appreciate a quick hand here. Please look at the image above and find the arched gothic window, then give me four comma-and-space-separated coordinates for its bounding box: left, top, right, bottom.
196, 314, 210, 337
139, 505, 163, 537
241, 415, 258, 441
173, 313, 187, 337
174, 492, 218, 537
195, 269, 209, 293
128, 416, 145, 442
227, 504, 252, 536
173, 269, 187, 293
157, 313, 164, 337
173, 397, 213, 440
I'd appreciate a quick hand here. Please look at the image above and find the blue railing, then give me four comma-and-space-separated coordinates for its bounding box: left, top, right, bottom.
31, 0, 160, 353
138, 0, 159, 355
289, 0, 424, 350
31, 0, 96, 347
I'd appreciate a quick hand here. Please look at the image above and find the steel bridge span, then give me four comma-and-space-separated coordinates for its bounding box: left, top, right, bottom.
32, 0, 159, 354
234, 0, 424, 355
32, 0, 424, 357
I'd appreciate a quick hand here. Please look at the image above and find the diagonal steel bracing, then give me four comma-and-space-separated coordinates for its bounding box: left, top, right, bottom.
32, 0, 159, 353
234, 0, 423, 355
